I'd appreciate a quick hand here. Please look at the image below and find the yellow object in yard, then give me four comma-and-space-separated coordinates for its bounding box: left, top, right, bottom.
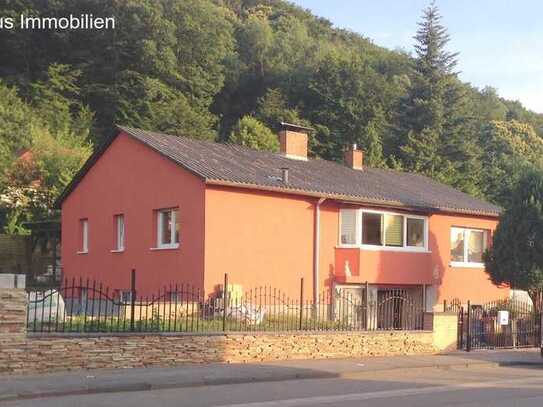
218, 283, 243, 302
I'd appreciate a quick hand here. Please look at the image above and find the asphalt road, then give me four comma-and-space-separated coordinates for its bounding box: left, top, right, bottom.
4, 365, 543, 407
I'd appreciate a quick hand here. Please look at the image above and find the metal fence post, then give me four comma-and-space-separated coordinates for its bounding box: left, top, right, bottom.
299, 278, 304, 330
130, 269, 136, 332
466, 300, 472, 352
540, 307, 543, 358
365, 281, 370, 330
462, 306, 464, 350
222, 273, 228, 332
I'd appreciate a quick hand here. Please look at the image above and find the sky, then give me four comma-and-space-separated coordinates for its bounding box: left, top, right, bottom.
291, 0, 543, 113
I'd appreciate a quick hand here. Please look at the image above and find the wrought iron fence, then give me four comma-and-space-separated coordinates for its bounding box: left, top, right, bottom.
453, 298, 542, 351
26, 271, 425, 334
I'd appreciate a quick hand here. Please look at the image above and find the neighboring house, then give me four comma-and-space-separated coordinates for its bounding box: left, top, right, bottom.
57, 123, 507, 310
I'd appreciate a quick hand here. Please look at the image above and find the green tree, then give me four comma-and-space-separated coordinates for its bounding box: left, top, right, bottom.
484, 169, 543, 309
0, 82, 32, 183
238, 12, 273, 78
229, 116, 279, 152
116, 73, 217, 140
0, 64, 93, 233
255, 88, 308, 132
1, 126, 92, 234
397, 1, 481, 195
306, 51, 396, 161
475, 87, 508, 121
362, 107, 386, 167
479, 121, 543, 206
31, 64, 93, 140
2, 0, 543, 217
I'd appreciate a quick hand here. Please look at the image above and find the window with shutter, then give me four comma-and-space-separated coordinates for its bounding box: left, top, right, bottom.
384, 214, 403, 247
340, 209, 357, 245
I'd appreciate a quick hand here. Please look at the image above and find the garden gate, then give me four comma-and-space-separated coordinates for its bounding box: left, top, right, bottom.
456, 299, 541, 351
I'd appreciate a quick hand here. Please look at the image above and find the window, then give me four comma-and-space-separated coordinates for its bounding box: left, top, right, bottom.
468, 230, 485, 263
79, 219, 88, 253
114, 214, 125, 251
362, 213, 383, 245
384, 214, 403, 247
450, 227, 487, 266
157, 208, 179, 248
407, 218, 425, 247
340, 209, 357, 245
339, 209, 427, 251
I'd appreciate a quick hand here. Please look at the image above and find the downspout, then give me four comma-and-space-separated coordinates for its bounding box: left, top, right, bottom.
313, 197, 326, 304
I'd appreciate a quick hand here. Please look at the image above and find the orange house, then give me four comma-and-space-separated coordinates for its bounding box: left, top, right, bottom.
57, 124, 508, 311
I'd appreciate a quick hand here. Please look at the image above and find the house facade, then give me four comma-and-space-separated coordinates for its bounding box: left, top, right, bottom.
58, 124, 507, 311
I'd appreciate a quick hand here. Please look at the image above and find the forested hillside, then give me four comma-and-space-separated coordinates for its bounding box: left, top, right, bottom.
1, 0, 543, 232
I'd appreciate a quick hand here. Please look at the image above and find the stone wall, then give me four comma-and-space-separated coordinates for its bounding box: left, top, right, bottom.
2, 331, 435, 375
0, 289, 26, 337
0, 288, 442, 375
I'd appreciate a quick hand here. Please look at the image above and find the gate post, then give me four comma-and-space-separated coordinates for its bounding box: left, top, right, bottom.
457, 306, 464, 350
466, 300, 472, 352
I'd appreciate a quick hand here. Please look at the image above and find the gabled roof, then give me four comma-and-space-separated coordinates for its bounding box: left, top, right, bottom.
56, 126, 502, 217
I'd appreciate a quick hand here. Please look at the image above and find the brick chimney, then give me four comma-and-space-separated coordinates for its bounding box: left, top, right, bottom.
344, 144, 364, 170
278, 122, 312, 160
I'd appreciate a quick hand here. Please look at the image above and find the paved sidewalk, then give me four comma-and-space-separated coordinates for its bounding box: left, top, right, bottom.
1, 349, 541, 402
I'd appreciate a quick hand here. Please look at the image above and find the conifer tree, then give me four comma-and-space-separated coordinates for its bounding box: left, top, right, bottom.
398, 1, 480, 195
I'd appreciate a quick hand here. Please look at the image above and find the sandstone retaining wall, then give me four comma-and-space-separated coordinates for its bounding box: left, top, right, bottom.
0, 288, 441, 375
2, 330, 435, 375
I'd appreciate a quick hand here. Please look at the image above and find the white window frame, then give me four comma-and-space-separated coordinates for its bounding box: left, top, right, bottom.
450, 227, 487, 268
78, 219, 88, 254
155, 208, 180, 250
112, 214, 125, 252
338, 208, 429, 252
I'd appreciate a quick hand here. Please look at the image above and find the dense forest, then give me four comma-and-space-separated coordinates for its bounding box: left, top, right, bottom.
1, 0, 543, 233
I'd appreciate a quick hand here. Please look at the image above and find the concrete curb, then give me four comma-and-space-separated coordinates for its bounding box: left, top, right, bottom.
4, 359, 540, 403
